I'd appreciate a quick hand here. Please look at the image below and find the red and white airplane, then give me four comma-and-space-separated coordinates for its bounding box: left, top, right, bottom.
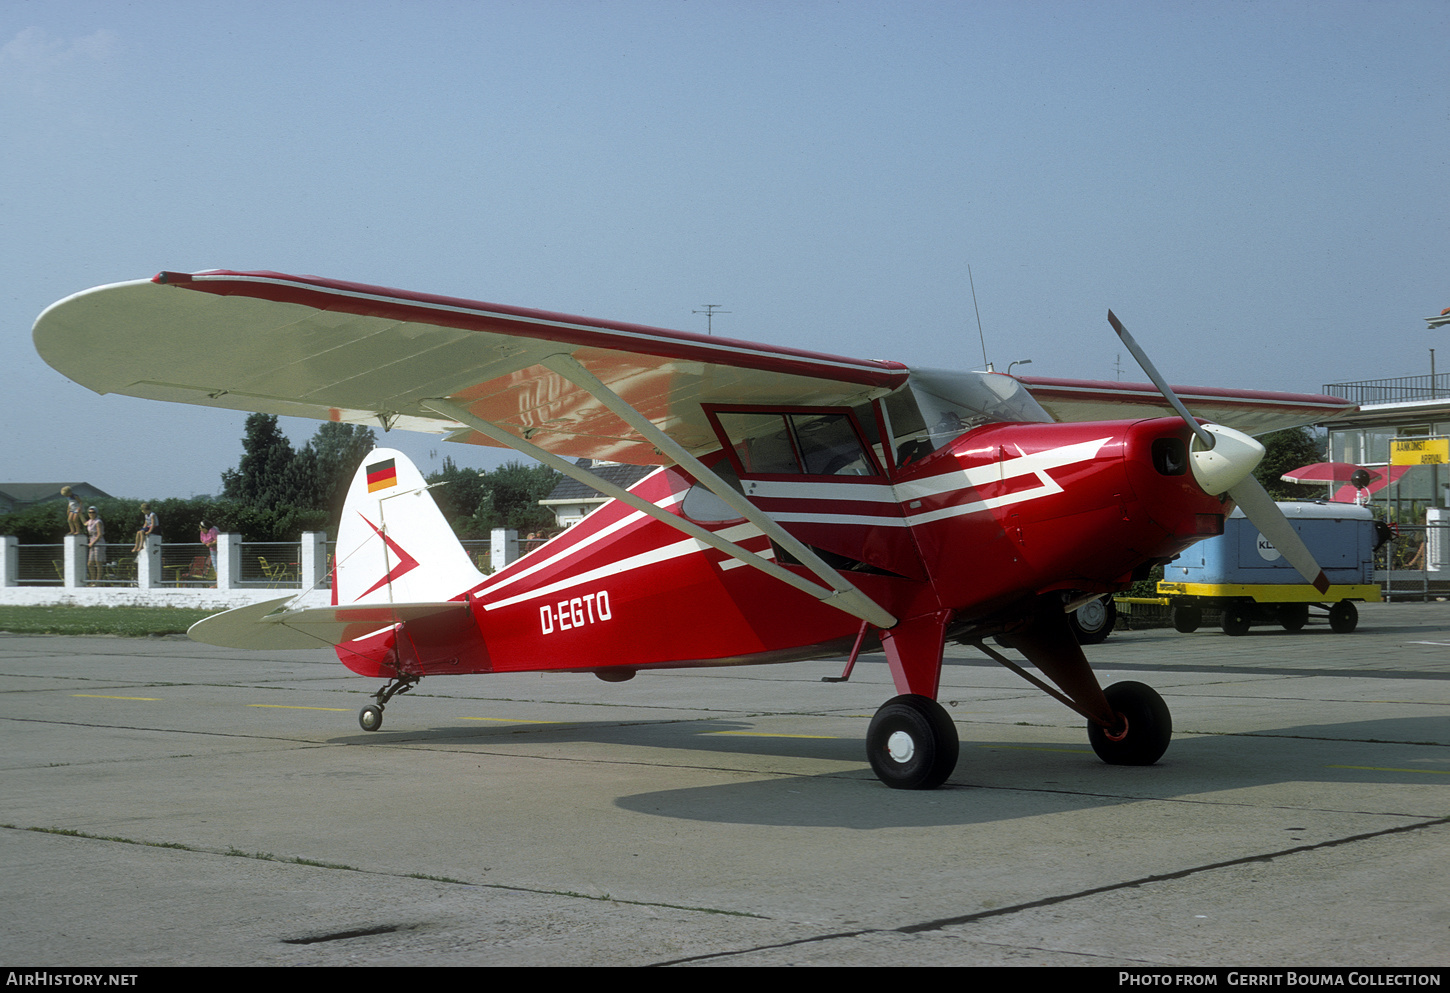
33, 270, 1354, 789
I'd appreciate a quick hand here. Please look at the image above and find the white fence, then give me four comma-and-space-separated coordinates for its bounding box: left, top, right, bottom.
0, 532, 330, 609
0, 530, 529, 609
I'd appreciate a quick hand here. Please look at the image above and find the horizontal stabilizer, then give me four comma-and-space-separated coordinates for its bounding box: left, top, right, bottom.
188, 597, 475, 650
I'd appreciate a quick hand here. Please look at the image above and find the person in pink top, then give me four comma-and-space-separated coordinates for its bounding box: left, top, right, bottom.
199, 520, 219, 570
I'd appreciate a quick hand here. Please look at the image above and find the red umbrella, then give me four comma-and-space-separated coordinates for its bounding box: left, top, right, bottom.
1280, 462, 1381, 485
1281, 462, 1408, 502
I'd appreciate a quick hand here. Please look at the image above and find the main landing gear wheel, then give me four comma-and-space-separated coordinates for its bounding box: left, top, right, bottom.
359, 704, 384, 732
1087, 681, 1172, 766
867, 694, 959, 790
1068, 596, 1116, 645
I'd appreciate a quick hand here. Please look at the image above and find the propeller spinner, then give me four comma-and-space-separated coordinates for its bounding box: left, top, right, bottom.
1108, 311, 1331, 594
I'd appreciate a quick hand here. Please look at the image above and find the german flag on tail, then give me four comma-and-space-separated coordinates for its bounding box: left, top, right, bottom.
366, 458, 398, 493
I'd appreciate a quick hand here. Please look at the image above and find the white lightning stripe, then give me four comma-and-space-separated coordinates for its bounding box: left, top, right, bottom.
719, 546, 775, 571
482, 522, 767, 611
897, 437, 1110, 501
479, 437, 1106, 605
742, 437, 1109, 506
741, 437, 1110, 528
768, 478, 1057, 529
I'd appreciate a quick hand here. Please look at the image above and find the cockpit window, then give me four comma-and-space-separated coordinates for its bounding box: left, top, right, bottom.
796, 412, 873, 475
885, 369, 1052, 465
712, 409, 879, 477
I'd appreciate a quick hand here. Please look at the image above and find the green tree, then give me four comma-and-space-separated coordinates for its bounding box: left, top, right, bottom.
308, 422, 379, 516
424, 458, 560, 538
1253, 427, 1326, 500
426, 457, 490, 532
220, 414, 300, 507
216, 415, 378, 539
476, 462, 560, 534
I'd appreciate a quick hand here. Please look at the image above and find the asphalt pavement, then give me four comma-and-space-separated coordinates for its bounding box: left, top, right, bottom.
2, 601, 1448, 967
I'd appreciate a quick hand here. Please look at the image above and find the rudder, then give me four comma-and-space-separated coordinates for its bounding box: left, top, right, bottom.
335, 448, 484, 605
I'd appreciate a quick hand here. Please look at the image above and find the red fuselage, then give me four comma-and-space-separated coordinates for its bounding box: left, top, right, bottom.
336, 415, 1223, 679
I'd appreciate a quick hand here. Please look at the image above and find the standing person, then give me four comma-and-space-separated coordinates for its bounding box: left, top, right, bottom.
199, 519, 219, 571
61, 486, 83, 535
85, 507, 105, 584
129, 503, 161, 555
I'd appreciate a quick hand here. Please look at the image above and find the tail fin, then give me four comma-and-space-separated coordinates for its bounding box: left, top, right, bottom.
335, 448, 484, 605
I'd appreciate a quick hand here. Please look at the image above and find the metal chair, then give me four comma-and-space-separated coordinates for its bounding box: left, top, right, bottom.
257, 556, 292, 587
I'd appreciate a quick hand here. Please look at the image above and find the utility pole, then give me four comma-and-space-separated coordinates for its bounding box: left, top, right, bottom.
693, 304, 730, 335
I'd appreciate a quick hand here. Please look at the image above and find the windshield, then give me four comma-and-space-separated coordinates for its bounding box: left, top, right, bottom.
885, 369, 1052, 464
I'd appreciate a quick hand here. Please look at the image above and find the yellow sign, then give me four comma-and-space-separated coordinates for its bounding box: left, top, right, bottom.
1391, 437, 1450, 466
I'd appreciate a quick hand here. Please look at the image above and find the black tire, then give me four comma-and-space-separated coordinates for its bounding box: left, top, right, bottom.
1068, 596, 1116, 645
359, 704, 384, 732
1279, 603, 1309, 632
1088, 681, 1172, 766
1172, 605, 1202, 634
866, 694, 959, 790
1329, 600, 1358, 634
1221, 604, 1252, 636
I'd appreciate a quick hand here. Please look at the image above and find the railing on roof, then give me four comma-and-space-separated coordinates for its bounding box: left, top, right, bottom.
1322, 374, 1450, 406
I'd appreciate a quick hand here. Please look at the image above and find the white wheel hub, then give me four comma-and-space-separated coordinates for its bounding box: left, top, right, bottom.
886, 730, 916, 763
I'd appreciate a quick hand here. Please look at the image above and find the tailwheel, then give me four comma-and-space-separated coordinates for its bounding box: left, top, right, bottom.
358, 672, 419, 732
1087, 681, 1172, 766
867, 694, 959, 790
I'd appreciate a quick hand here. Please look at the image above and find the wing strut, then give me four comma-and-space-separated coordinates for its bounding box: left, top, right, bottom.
539, 353, 897, 626
420, 394, 898, 629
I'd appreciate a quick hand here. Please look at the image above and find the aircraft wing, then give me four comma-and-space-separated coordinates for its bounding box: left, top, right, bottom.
33, 270, 907, 467
1019, 376, 1355, 436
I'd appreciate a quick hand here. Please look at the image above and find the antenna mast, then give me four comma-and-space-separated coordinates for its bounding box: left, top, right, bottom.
693, 304, 730, 335
968, 265, 989, 370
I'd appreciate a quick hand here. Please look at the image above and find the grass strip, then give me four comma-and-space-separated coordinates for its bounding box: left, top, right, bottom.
0, 604, 218, 637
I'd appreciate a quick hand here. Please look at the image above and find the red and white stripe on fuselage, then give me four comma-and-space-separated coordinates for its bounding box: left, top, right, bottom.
740, 435, 1111, 529
337, 428, 1136, 679
466, 468, 808, 672
444, 431, 1121, 673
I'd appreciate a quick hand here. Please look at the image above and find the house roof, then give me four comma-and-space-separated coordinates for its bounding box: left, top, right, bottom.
0, 482, 112, 509
540, 460, 657, 504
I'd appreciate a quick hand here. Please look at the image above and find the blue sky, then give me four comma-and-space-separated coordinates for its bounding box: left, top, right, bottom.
3, 0, 1447, 498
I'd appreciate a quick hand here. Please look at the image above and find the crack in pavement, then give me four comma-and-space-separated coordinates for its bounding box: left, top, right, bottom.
647, 813, 1450, 966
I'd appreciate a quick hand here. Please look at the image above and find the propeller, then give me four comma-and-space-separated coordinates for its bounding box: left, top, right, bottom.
1108, 310, 1331, 594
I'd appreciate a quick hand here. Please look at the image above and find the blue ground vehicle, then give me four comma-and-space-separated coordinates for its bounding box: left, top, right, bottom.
1157, 502, 1382, 635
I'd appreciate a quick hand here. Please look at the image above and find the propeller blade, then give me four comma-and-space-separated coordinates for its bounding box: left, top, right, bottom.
1107, 309, 1331, 595
1228, 475, 1332, 594
1108, 310, 1263, 494
1107, 310, 1214, 449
